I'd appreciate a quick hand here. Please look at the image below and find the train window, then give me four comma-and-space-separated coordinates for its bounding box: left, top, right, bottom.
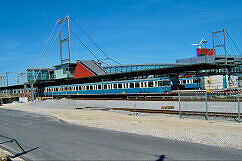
140, 82, 143, 88
118, 83, 122, 89
148, 81, 153, 87
98, 85, 101, 90
153, 81, 157, 87
193, 79, 199, 83
103, 84, 107, 89
135, 82, 140, 88
163, 80, 170, 86
130, 83, 134, 88
179, 80, 181, 84
182, 80, 186, 84
158, 81, 163, 87
186, 80, 190, 84
143, 82, 146, 88
108, 84, 112, 89
113, 84, 117, 89
139, 82, 142, 88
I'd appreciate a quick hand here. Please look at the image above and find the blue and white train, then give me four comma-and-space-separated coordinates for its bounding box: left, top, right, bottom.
179, 77, 202, 89
0, 77, 172, 97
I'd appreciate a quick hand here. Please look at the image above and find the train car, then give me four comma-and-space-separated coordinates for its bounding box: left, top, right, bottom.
0, 77, 171, 97
37, 77, 171, 97
179, 77, 202, 90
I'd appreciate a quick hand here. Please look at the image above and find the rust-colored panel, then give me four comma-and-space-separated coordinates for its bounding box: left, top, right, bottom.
74, 61, 96, 78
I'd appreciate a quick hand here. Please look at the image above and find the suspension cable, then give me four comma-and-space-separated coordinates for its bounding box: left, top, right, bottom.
34, 22, 64, 82
70, 29, 101, 62
34, 21, 58, 69
225, 31, 242, 55
69, 16, 121, 65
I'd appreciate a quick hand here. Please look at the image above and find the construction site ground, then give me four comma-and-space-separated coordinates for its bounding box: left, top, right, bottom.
1, 99, 242, 150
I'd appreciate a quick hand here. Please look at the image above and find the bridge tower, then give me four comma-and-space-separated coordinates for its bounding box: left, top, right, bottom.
58, 15, 71, 64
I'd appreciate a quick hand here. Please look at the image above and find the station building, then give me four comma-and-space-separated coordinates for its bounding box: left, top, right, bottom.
26, 54, 242, 83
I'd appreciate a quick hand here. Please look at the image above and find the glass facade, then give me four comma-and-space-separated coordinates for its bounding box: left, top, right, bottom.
27, 68, 55, 82
103, 64, 178, 74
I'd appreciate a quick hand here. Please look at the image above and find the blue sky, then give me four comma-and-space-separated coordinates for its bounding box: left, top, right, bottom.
0, 0, 242, 85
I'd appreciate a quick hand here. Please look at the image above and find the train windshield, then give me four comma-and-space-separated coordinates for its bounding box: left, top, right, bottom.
158, 80, 170, 87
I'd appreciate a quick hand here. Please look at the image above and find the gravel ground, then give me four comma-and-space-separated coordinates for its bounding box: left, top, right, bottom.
1, 99, 242, 150
29, 98, 241, 113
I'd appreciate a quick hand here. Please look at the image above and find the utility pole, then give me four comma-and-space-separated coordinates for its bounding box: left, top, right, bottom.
19, 73, 25, 84
0, 76, 4, 87
5, 72, 9, 87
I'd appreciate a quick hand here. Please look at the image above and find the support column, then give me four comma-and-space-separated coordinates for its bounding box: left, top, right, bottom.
31, 83, 34, 101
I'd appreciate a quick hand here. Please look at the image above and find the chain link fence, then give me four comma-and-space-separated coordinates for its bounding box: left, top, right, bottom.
177, 91, 241, 122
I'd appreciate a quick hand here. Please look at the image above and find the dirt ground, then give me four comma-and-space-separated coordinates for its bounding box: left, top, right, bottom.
1, 102, 242, 150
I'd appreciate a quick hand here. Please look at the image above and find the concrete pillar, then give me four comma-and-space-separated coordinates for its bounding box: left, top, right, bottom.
24, 84, 27, 97
31, 83, 34, 101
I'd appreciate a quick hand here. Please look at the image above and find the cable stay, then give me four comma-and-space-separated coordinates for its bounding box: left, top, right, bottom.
70, 29, 123, 73
33, 21, 58, 70
70, 29, 102, 63
225, 31, 242, 56
34, 21, 65, 82
69, 16, 121, 65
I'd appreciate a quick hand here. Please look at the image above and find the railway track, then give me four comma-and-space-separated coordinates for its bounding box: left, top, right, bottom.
70, 97, 241, 102
76, 107, 240, 118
